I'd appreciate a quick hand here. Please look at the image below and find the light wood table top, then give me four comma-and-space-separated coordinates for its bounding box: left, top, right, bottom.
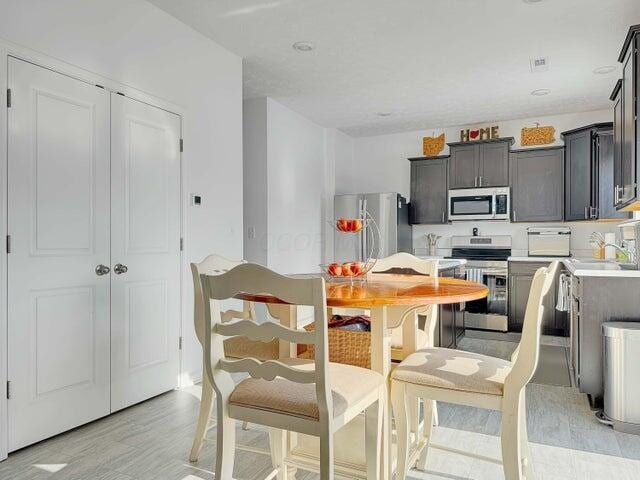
236, 273, 488, 308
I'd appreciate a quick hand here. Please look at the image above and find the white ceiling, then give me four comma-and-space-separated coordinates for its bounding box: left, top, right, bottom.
148, 0, 640, 137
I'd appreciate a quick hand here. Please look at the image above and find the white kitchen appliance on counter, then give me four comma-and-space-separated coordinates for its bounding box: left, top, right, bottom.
527, 227, 571, 257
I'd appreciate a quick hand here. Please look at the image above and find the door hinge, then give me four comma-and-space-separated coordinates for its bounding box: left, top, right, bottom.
180, 237, 184, 251
178, 337, 183, 350
7, 88, 12, 108
179, 138, 184, 153
6, 381, 11, 399
6, 235, 11, 254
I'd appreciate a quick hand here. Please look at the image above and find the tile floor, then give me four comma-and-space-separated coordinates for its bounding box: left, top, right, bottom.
1, 338, 639, 479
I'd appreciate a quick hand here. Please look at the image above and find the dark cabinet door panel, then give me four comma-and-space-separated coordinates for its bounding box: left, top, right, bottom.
449, 145, 478, 188
564, 129, 593, 220
597, 133, 629, 219
410, 157, 448, 224
510, 148, 563, 222
622, 49, 637, 204
480, 142, 509, 187
613, 86, 624, 207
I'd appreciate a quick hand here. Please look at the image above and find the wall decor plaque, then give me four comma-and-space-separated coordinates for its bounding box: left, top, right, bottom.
422, 133, 445, 156
521, 123, 556, 146
460, 125, 499, 142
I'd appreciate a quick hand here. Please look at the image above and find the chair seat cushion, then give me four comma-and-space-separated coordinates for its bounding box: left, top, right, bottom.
390, 328, 429, 350
229, 358, 384, 421
391, 347, 512, 396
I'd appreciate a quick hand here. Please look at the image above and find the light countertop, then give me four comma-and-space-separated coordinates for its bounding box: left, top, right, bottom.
508, 256, 640, 278
508, 256, 571, 263
415, 256, 467, 270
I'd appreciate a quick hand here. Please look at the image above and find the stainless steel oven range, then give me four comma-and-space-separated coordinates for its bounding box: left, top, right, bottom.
449, 235, 511, 332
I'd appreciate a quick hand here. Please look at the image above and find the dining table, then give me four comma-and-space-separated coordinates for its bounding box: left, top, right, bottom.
236, 272, 489, 480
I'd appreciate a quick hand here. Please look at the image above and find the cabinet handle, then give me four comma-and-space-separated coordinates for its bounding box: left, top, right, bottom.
590, 206, 598, 219
442, 211, 446, 223
478, 176, 483, 187
584, 206, 588, 220
474, 176, 478, 187
614, 185, 620, 205
513, 210, 517, 222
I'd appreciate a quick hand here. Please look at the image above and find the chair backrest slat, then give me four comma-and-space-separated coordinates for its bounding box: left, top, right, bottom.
192, 254, 257, 347
507, 261, 559, 392
371, 252, 438, 276
219, 358, 316, 384
215, 319, 315, 345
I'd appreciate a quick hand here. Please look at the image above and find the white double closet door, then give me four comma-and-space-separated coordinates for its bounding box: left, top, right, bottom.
7, 57, 182, 451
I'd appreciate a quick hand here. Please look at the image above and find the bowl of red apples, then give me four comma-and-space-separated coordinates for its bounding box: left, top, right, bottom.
335, 218, 364, 233
321, 261, 374, 279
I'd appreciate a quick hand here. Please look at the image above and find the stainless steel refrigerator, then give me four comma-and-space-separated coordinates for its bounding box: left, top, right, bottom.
333, 193, 412, 263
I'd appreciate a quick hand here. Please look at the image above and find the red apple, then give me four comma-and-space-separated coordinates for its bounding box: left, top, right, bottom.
350, 261, 363, 276
341, 262, 353, 276
327, 263, 342, 276
336, 218, 349, 232
351, 219, 363, 232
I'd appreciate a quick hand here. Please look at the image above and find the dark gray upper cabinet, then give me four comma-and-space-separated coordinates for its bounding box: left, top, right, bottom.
449, 144, 478, 188
510, 147, 564, 222
613, 25, 639, 210
564, 127, 595, 221
612, 79, 624, 206
448, 138, 513, 189
598, 132, 628, 220
479, 141, 510, 187
408, 156, 448, 224
562, 124, 629, 221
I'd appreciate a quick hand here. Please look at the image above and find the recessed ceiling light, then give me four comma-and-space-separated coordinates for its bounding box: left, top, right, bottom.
376, 112, 392, 117
522, 0, 544, 4
593, 65, 617, 75
531, 88, 551, 96
292, 41, 314, 52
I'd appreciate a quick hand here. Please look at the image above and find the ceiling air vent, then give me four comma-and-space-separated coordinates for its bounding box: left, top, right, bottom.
530, 57, 550, 73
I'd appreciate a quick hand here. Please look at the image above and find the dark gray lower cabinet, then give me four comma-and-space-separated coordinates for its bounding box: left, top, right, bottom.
430, 266, 464, 348
508, 262, 567, 336
510, 147, 564, 222
409, 156, 448, 224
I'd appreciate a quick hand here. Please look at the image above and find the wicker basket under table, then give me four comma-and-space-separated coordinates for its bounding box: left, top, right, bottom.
297, 323, 372, 369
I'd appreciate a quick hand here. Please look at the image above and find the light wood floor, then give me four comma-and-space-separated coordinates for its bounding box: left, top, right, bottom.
2, 340, 640, 479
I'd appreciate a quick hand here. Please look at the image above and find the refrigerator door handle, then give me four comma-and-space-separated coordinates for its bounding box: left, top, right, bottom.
362, 198, 367, 262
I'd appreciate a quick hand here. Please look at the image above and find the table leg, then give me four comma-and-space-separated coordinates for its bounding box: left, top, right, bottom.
370, 306, 392, 480
401, 310, 421, 446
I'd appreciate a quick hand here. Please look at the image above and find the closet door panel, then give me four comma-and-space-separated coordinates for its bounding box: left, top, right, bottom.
110, 94, 181, 411
7, 58, 111, 451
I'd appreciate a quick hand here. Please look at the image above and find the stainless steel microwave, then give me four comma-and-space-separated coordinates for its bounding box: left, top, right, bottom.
448, 187, 510, 221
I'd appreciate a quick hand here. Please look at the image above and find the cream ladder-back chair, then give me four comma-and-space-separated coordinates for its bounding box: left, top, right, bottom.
391, 261, 559, 480
201, 263, 386, 480
189, 254, 280, 462
370, 252, 439, 361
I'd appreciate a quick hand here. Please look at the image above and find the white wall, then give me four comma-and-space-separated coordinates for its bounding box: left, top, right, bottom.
337, 109, 612, 199
244, 98, 352, 273
0, 0, 243, 388
243, 98, 268, 266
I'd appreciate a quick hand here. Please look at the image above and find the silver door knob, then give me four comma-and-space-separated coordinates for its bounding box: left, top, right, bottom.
95, 264, 110, 276
114, 263, 128, 275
